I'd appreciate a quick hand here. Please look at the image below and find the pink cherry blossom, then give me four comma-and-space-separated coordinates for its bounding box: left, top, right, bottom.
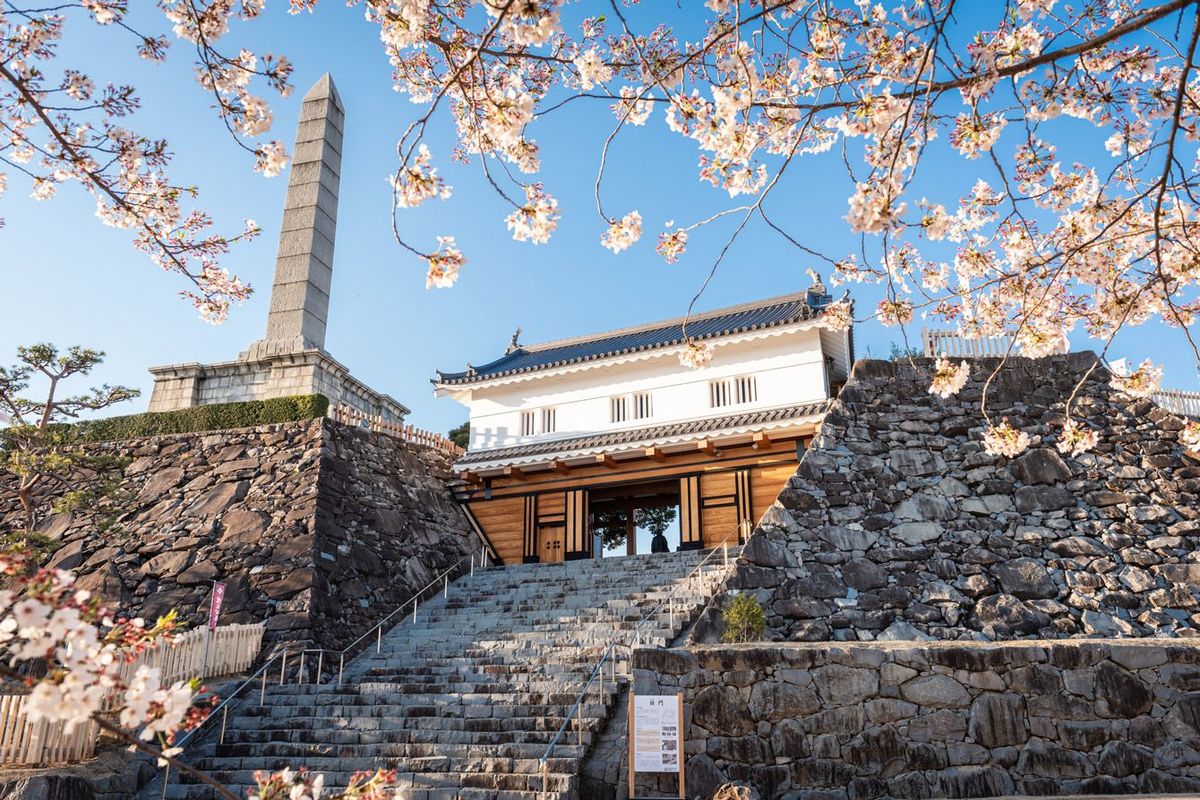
982, 419, 1032, 458
928, 358, 970, 399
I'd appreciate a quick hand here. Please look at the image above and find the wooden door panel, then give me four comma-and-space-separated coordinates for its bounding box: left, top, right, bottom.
540, 525, 565, 563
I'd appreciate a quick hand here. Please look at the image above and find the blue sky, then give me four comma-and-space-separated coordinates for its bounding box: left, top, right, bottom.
2, 3, 1196, 435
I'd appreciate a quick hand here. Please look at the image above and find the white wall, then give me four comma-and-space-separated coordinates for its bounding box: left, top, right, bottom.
457, 328, 829, 451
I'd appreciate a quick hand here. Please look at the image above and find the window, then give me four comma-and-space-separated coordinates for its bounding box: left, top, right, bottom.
632, 392, 653, 420
610, 396, 629, 423
541, 407, 556, 434
735, 375, 758, 404
710, 375, 757, 408
520, 410, 536, 436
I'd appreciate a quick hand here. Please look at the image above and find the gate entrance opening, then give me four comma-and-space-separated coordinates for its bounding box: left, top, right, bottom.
590, 480, 681, 557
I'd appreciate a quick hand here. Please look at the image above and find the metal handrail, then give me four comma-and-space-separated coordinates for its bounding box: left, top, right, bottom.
297, 545, 493, 686
536, 534, 743, 796
158, 542, 492, 794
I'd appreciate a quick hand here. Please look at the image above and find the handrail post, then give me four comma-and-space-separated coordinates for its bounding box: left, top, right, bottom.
444, 575, 449, 598
577, 700, 583, 746
316, 651, 324, 686
260, 669, 267, 704
219, 705, 228, 744
413, 600, 418, 623
377, 625, 383, 654
471, 552, 475, 578
160, 766, 170, 800
279, 652, 287, 685
338, 653, 345, 686
542, 760, 548, 799
298, 652, 306, 684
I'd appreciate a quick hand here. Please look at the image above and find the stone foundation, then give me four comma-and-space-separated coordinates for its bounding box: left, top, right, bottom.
632, 641, 1200, 800
148, 346, 408, 423
0, 417, 480, 650
699, 354, 1200, 644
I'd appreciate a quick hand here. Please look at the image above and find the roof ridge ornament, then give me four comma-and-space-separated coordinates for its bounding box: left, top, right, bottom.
805, 268, 831, 310
506, 326, 523, 354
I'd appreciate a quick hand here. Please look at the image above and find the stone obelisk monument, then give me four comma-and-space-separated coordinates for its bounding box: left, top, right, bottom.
250, 74, 342, 357
147, 74, 408, 422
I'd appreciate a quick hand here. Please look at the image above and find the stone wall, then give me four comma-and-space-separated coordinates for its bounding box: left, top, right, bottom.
633, 641, 1200, 800
703, 353, 1200, 643
0, 417, 479, 650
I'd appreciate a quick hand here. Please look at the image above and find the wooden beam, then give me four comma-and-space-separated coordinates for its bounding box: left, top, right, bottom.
549, 459, 571, 475
751, 431, 773, 450
503, 465, 525, 480
459, 470, 479, 484
595, 453, 617, 469
644, 446, 666, 461
697, 439, 716, 456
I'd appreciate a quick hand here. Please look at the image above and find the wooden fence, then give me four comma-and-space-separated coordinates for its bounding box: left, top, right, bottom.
329, 404, 465, 456
921, 328, 1069, 358
1155, 388, 1200, 419
0, 623, 264, 767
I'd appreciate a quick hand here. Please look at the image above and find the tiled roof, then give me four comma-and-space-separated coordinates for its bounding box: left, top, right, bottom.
456, 400, 832, 467
435, 289, 833, 386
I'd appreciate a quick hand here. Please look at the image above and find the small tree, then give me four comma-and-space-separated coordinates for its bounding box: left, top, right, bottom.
721, 594, 767, 644
447, 421, 470, 449
0, 344, 139, 534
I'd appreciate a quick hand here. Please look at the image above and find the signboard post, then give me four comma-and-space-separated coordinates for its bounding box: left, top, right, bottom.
627, 691, 685, 799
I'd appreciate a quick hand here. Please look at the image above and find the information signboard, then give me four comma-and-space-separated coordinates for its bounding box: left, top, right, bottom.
627, 691, 685, 798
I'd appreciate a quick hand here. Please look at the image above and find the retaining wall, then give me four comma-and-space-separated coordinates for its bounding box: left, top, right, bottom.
632, 641, 1200, 799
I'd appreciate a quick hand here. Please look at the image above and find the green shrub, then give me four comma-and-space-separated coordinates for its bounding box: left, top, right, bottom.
721, 594, 767, 644
60, 394, 329, 443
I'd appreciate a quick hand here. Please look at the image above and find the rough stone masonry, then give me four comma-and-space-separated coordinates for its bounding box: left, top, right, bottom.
0, 417, 480, 650
633, 640, 1200, 800
697, 352, 1200, 644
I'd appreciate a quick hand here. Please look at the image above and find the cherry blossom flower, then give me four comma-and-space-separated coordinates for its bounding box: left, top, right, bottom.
1181, 421, 1200, 456
679, 341, 714, 369
876, 298, 913, 326
928, 358, 970, 399
612, 87, 652, 126
601, 211, 643, 254
982, 419, 1032, 458
1057, 419, 1099, 457
1110, 359, 1163, 399
425, 236, 465, 289
390, 144, 452, 209
254, 141, 290, 178
574, 48, 611, 90
823, 299, 854, 332
846, 182, 906, 233
505, 183, 559, 244
656, 226, 688, 264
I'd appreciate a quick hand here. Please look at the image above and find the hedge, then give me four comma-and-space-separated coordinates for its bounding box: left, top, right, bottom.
65, 394, 330, 443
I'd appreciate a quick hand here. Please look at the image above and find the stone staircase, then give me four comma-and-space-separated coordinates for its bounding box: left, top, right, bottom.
158, 548, 734, 799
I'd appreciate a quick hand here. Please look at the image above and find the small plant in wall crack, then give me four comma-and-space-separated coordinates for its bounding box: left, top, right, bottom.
720, 594, 766, 644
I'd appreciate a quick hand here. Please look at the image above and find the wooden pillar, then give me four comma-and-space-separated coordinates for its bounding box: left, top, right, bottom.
625, 498, 637, 556
678, 475, 702, 550
565, 488, 591, 560
522, 495, 539, 563
735, 468, 753, 543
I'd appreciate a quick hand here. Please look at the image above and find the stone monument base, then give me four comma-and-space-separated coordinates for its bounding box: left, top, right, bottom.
147, 346, 407, 423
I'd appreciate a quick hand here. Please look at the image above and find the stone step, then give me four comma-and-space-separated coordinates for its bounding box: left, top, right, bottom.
153, 550, 736, 800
